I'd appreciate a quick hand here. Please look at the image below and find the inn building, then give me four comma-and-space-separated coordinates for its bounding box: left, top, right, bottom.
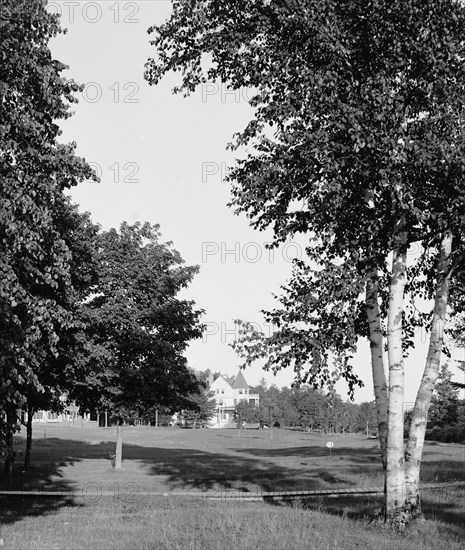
207, 370, 260, 428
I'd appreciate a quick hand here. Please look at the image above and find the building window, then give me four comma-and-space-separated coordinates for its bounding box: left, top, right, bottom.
239, 389, 243, 394
221, 389, 224, 394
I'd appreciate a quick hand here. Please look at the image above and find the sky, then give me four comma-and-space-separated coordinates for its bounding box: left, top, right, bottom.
47, 0, 464, 402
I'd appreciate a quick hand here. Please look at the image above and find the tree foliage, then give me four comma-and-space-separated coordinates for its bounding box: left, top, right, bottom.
146, 0, 465, 523
181, 388, 217, 428
146, 0, 465, 392
427, 364, 460, 430
235, 400, 259, 426
234, 384, 371, 433
70, 222, 205, 423
0, 0, 97, 470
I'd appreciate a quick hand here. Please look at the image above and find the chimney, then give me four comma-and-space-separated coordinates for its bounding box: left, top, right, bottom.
207, 372, 214, 388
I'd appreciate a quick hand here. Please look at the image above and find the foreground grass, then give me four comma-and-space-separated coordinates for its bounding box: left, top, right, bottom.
1, 425, 464, 549
2, 491, 464, 550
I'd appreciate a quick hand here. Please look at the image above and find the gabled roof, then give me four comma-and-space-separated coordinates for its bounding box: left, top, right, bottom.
210, 374, 232, 390
232, 370, 249, 389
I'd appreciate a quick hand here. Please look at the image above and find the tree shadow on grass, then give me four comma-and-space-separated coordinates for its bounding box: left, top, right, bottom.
2, 433, 463, 533
0, 436, 114, 490
292, 490, 465, 537
0, 445, 82, 527
0, 435, 107, 527
135, 447, 354, 492
1, 435, 361, 526
0, 496, 81, 527
420, 488, 465, 536
272, 469, 465, 536
2, 437, 382, 495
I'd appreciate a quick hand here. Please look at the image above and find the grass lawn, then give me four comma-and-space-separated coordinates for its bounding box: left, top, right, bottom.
1, 424, 464, 549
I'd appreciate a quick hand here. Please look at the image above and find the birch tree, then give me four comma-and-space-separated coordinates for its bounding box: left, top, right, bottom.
146, 0, 465, 526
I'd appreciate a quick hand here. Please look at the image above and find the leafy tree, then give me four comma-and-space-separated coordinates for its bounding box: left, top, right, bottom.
139, 405, 175, 427
357, 402, 378, 436
249, 378, 268, 398
427, 364, 460, 431
195, 369, 222, 387
452, 361, 465, 392
69, 222, 204, 469
449, 314, 465, 391
0, 0, 97, 474
294, 387, 322, 431
235, 400, 258, 426
20, 202, 99, 469
181, 389, 217, 428
322, 394, 346, 433
146, 0, 465, 525
260, 386, 284, 427
420, 363, 465, 443
256, 403, 273, 428
277, 387, 300, 427
339, 401, 360, 434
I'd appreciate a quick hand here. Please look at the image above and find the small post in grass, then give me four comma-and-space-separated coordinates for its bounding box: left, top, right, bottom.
326, 441, 334, 458
114, 422, 123, 470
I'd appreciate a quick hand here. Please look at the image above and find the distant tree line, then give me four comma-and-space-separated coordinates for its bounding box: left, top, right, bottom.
235, 371, 465, 441
240, 371, 465, 441
235, 381, 378, 434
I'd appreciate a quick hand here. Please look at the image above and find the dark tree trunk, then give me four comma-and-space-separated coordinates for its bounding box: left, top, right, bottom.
4, 409, 16, 476
24, 404, 34, 469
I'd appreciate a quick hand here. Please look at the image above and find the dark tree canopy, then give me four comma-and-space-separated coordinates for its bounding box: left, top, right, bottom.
146, 0, 465, 393
427, 364, 460, 429
146, 0, 465, 252
71, 222, 205, 422
181, 387, 217, 428
0, 0, 97, 466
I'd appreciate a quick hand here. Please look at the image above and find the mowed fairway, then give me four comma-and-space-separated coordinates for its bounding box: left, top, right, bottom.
1, 424, 464, 550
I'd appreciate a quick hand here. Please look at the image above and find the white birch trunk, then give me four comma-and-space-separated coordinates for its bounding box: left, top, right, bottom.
405, 232, 452, 515
366, 276, 388, 469
386, 237, 408, 523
